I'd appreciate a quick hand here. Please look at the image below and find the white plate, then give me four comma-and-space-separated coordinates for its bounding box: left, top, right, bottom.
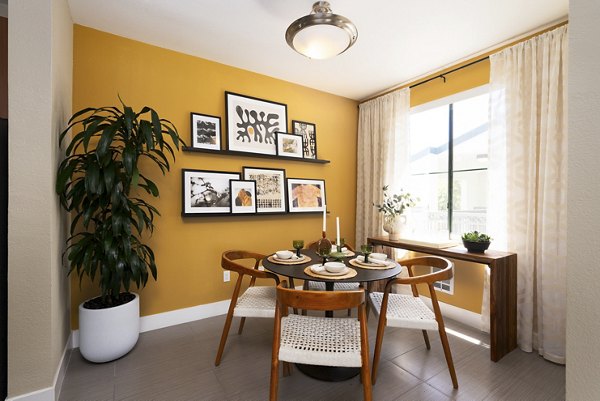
356, 256, 387, 265
273, 254, 303, 261
309, 264, 349, 276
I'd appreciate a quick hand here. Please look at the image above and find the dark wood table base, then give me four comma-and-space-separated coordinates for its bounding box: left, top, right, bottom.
296, 364, 360, 381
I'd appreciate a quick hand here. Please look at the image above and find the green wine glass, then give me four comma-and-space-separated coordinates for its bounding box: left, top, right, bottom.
292, 239, 304, 258
361, 244, 373, 263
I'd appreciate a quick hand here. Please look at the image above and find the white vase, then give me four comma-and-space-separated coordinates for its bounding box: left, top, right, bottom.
382, 215, 406, 241
79, 293, 140, 363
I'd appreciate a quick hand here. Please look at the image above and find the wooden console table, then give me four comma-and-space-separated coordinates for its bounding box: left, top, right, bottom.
367, 236, 517, 362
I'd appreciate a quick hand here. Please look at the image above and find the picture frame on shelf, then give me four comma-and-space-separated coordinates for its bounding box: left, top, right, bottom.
190, 112, 221, 151
276, 132, 304, 159
287, 178, 326, 213
229, 180, 257, 215
182, 169, 240, 216
292, 120, 317, 159
226, 91, 288, 156
242, 166, 287, 213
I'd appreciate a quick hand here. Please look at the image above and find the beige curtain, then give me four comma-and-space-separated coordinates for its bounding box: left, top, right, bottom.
486, 25, 568, 364
355, 88, 410, 248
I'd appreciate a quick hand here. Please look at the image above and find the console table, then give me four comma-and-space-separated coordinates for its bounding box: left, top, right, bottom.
367, 236, 517, 362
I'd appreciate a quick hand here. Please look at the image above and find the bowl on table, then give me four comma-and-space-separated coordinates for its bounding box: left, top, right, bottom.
324, 262, 346, 273
275, 250, 294, 260
370, 252, 387, 261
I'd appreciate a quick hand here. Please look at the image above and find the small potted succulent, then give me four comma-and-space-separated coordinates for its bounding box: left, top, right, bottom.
461, 231, 492, 253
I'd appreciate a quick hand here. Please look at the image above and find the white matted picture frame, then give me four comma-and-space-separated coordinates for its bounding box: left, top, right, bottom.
229, 180, 257, 214
276, 132, 303, 158
190, 112, 221, 151
242, 166, 287, 213
287, 178, 326, 213
292, 120, 317, 159
226, 91, 288, 156
182, 169, 240, 216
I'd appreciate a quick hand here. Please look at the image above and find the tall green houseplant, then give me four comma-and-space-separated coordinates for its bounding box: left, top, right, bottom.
56, 100, 183, 307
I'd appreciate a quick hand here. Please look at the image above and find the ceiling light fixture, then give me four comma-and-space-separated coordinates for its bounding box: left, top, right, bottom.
285, 1, 358, 60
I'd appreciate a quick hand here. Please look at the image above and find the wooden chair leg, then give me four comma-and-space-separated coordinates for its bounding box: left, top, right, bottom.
302, 281, 309, 315
215, 309, 234, 366
359, 305, 372, 401
283, 361, 292, 377
422, 329, 431, 350
439, 326, 459, 389
269, 358, 279, 401
238, 317, 246, 335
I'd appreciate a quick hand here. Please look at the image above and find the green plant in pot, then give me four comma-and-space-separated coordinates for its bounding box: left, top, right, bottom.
373, 185, 417, 240
56, 99, 183, 362
461, 231, 492, 253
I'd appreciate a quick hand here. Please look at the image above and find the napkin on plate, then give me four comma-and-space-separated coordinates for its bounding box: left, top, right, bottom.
310, 264, 325, 273
357, 255, 387, 265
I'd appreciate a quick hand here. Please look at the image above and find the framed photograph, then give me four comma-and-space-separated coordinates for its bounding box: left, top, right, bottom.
226, 91, 288, 156
242, 167, 287, 213
292, 120, 317, 159
229, 180, 257, 215
276, 132, 304, 158
190, 112, 221, 151
182, 169, 240, 216
287, 178, 326, 213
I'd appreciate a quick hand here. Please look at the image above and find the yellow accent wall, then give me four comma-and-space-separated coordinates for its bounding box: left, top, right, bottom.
71, 25, 358, 328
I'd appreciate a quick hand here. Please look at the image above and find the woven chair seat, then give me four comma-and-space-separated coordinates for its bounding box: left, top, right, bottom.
278, 314, 362, 367
308, 281, 360, 291
370, 292, 438, 331
233, 286, 276, 318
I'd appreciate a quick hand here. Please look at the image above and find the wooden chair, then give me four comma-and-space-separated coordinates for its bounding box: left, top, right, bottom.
370, 256, 458, 389
304, 239, 359, 291
270, 281, 372, 401
215, 250, 280, 366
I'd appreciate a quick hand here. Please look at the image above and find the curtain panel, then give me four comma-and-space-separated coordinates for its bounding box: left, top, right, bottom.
487, 25, 568, 364
355, 89, 410, 247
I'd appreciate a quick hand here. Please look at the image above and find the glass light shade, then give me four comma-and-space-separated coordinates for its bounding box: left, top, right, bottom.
292, 24, 351, 59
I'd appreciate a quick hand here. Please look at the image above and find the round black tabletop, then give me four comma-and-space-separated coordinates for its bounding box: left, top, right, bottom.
262, 249, 401, 284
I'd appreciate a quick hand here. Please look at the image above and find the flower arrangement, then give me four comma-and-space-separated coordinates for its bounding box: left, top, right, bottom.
373, 185, 417, 217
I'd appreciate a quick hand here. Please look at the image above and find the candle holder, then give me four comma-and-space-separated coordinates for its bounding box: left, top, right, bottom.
316, 231, 332, 265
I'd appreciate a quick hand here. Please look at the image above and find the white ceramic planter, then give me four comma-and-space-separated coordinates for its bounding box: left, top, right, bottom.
79, 293, 140, 363
383, 215, 407, 241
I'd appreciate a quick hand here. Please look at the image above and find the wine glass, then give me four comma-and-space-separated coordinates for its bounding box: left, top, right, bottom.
292, 239, 304, 258
361, 244, 373, 263
337, 237, 346, 253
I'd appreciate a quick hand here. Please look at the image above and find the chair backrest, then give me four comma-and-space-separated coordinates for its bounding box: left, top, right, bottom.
386, 256, 453, 295
276, 281, 364, 311
221, 250, 279, 282
306, 239, 356, 252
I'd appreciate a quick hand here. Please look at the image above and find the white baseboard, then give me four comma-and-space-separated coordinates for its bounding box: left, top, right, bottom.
71, 299, 230, 348
6, 335, 71, 401
420, 296, 483, 330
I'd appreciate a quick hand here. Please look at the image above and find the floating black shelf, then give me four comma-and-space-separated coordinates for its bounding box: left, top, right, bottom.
182, 146, 330, 164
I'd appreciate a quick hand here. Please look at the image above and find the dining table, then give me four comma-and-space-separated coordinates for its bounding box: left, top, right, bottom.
262, 247, 402, 382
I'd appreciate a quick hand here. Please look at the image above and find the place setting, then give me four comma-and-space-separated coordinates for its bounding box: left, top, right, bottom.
348, 244, 396, 270
304, 261, 357, 280
266, 240, 313, 265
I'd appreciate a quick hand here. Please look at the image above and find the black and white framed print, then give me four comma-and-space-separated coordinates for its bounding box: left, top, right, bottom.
287, 178, 326, 213
276, 132, 304, 159
190, 112, 221, 151
242, 167, 287, 213
182, 169, 240, 216
292, 120, 317, 159
229, 180, 257, 215
226, 91, 288, 156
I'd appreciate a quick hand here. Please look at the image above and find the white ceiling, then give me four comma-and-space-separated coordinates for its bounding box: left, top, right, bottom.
67, 0, 568, 101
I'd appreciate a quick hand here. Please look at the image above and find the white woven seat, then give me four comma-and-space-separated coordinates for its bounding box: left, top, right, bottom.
278, 314, 362, 367
233, 286, 276, 318
370, 292, 438, 331
308, 281, 360, 291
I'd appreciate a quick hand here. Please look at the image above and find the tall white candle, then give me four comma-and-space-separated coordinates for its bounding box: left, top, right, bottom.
336, 217, 340, 246
322, 205, 327, 231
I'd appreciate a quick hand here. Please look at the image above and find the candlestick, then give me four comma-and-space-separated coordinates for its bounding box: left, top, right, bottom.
336, 217, 340, 246
322, 204, 327, 231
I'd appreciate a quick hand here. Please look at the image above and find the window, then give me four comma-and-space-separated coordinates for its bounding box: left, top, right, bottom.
431, 266, 454, 294
406, 87, 489, 239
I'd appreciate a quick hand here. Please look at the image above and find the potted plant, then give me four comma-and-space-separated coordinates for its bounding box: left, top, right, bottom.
56, 100, 183, 362
461, 231, 492, 253
373, 185, 417, 240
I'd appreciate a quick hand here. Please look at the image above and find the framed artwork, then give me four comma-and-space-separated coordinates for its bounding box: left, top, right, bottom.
226, 91, 288, 156
229, 180, 257, 214
287, 178, 326, 213
292, 120, 317, 159
182, 169, 240, 216
190, 112, 221, 151
276, 132, 304, 159
242, 167, 287, 213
